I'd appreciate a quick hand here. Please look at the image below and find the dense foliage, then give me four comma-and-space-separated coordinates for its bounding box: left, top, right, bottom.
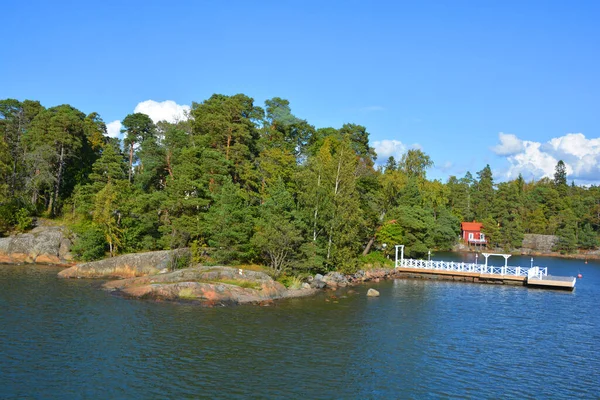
1, 96, 598, 274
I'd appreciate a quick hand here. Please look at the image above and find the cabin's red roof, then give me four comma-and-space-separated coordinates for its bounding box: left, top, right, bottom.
461, 222, 483, 231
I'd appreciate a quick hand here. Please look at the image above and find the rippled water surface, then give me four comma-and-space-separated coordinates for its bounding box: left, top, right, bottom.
1, 254, 599, 399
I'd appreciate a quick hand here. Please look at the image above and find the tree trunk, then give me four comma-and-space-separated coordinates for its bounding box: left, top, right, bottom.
11, 110, 23, 196
128, 143, 134, 183
50, 144, 65, 216
313, 171, 321, 241
362, 237, 375, 256
108, 235, 113, 257
327, 153, 344, 260
166, 151, 174, 178
226, 134, 231, 160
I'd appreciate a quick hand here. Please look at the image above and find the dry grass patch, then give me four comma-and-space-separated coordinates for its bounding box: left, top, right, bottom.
236, 264, 269, 273
178, 287, 196, 299
215, 278, 261, 290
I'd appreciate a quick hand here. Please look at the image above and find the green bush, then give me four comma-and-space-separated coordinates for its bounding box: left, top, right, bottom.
359, 251, 394, 270
277, 274, 303, 289
169, 252, 191, 271
15, 208, 34, 232
0, 200, 33, 235
70, 223, 107, 261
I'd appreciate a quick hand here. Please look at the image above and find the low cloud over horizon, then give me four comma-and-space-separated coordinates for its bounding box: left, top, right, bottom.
492, 132, 600, 183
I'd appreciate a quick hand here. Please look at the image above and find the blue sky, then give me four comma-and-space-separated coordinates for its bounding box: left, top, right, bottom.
2, 0, 600, 183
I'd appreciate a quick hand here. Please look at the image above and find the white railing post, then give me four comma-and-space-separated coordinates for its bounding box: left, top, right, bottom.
395, 245, 404, 268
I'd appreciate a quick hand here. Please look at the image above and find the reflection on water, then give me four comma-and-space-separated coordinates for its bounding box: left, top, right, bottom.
1, 259, 599, 399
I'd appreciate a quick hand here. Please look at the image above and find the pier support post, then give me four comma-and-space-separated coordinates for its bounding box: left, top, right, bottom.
502, 255, 510, 275
395, 245, 404, 268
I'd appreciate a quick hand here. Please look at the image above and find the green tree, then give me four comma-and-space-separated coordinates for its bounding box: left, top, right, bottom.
554, 160, 567, 192
523, 207, 548, 234
447, 172, 475, 221
25, 105, 88, 215
0, 99, 44, 196
431, 209, 460, 250
88, 141, 127, 190
398, 149, 433, 180
252, 179, 302, 275
204, 179, 254, 263
264, 97, 314, 158
492, 181, 524, 250
473, 164, 495, 220
122, 113, 155, 183
578, 223, 599, 250
481, 217, 500, 248
93, 182, 122, 257
385, 205, 434, 258
297, 136, 364, 272
553, 209, 578, 253
255, 147, 297, 200
191, 94, 263, 186
383, 156, 397, 171
157, 120, 190, 179
160, 147, 228, 249
339, 123, 376, 167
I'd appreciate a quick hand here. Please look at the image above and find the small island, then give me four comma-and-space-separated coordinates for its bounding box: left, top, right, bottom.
0, 96, 598, 301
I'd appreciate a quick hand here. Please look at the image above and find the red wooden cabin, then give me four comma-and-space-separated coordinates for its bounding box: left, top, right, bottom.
461, 221, 486, 245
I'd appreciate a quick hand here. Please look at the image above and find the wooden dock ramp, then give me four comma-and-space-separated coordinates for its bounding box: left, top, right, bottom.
526, 275, 576, 290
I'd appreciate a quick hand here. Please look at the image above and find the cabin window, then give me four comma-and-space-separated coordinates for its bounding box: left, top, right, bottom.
480, 233, 485, 240
468, 233, 474, 240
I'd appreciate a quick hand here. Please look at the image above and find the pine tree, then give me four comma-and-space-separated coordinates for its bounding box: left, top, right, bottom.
88, 141, 127, 190
554, 160, 567, 187
122, 113, 155, 183
204, 179, 254, 264
473, 165, 495, 220
252, 179, 302, 275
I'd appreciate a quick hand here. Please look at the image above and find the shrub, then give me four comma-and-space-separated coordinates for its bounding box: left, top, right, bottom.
70, 222, 107, 261
0, 200, 33, 235
15, 208, 34, 232
277, 274, 303, 289
169, 252, 191, 271
359, 251, 394, 270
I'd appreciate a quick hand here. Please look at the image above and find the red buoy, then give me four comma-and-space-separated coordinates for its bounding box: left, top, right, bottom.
578, 273, 583, 279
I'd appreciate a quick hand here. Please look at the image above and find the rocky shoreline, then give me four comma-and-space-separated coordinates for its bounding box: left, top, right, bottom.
0, 226, 74, 265
57, 249, 400, 306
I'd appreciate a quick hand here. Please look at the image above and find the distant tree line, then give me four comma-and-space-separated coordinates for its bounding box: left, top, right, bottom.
0, 96, 598, 275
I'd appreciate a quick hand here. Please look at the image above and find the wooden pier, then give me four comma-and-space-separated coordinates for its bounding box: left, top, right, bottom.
394, 245, 576, 290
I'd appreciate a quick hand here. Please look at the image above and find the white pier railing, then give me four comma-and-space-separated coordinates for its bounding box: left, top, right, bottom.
393, 245, 547, 278
397, 258, 547, 277
527, 266, 549, 280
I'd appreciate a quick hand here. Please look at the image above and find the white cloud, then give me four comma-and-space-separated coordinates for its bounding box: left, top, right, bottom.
491, 132, 524, 156
374, 140, 407, 161
134, 100, 190, 124
546, 133, 600, 159
497, 133, 600, 183
106, 120, 122, 139
373, 140, 423, 163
